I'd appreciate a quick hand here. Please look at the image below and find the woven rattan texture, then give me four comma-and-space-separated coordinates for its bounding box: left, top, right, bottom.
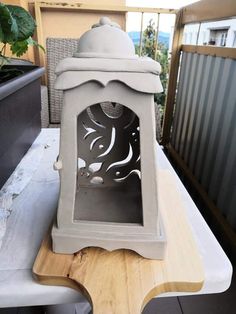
47, 38, 79, 124
40, 85, 49, 128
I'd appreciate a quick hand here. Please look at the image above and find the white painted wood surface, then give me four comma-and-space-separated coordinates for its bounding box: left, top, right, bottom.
0, 129, 232, 307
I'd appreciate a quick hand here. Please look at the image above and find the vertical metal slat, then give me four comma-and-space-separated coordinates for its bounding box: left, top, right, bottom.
179, 53, 198, 158
201, 58, 233, 190
208, 61, 236, 202
183, 54, 205, 165
174, 52, 193, 153
194, 57, 222, 181
170, 51, 236, 231
188, 55, 213, 172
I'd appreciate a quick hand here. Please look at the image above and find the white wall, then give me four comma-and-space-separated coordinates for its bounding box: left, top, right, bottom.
183, 18, 236, 47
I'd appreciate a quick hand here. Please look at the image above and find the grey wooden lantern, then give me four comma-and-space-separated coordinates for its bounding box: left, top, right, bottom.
52, 17, 166, 259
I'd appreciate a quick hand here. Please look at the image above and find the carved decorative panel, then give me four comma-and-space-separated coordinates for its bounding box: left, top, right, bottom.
77, 102, 141, 187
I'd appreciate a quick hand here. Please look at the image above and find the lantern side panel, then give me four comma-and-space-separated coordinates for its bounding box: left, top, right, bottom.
74, 102, 143, 225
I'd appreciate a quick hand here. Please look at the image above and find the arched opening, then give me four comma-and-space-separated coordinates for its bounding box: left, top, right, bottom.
73, 102, 143, 224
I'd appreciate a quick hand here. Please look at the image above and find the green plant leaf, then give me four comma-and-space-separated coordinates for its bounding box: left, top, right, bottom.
0, 54, 9, 70
27, 37, 45, 53
10, 39, 29, 57
7, 5, 36, 41
0, 3, 44, 60
0, 25, 4, 42
0, 3, 19, 43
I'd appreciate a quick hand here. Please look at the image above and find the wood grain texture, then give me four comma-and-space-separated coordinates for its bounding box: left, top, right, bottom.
33, 169, 204, 314
181, 45, 236, 60
34, 2, 177, 14
161, 10, 184, 146
34, 1, 47, 83
182, 0, 236, 24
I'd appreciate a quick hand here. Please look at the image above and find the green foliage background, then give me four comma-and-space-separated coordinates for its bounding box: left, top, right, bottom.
0, 2, 44, 70
135, 19, 169, 112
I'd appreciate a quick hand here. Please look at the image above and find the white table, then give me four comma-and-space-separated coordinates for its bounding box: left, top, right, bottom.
0, 129, 232, 308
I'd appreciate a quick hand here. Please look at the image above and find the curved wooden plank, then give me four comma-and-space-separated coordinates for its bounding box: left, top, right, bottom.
33, 170, 204, 314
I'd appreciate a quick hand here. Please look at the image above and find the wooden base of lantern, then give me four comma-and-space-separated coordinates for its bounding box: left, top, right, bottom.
33, 170, 204, 314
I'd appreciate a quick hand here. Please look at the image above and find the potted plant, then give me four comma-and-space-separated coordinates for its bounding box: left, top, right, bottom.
0, 2, 45, 188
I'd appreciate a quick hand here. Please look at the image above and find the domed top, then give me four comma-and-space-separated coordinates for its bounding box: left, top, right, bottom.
74, 17, 137, 59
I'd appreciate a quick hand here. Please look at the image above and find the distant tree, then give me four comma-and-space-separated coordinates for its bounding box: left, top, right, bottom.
142, 19, 156, 58
139, 19, 169, 109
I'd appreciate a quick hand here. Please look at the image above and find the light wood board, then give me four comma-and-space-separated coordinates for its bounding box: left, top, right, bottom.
33, 170, 204, 314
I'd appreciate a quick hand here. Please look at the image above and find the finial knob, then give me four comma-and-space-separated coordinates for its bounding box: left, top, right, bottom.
92, 16, 121, 29
100, 16, 111, 25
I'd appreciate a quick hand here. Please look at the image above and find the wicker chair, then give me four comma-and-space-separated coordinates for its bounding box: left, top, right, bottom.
43, 37, 162, 141
46, 38, 79, 125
